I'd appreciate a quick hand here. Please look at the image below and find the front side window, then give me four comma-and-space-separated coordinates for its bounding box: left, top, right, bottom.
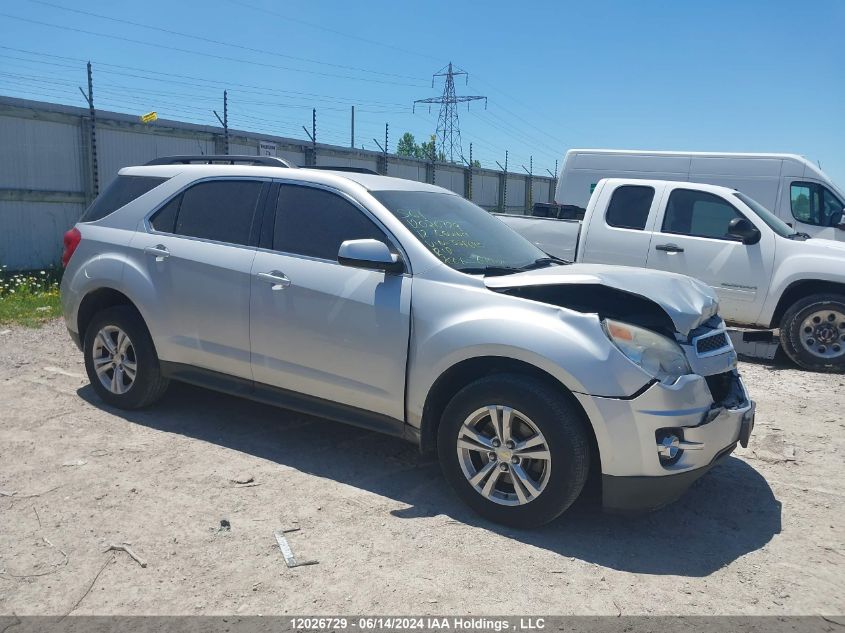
273, 185, 387, 260
81, 175, 168, 222
791, 181, 844, 227
164, 180, 262, 246
662, 189, 743, 240
605, 185, 654, 230
372, 190, 547, 271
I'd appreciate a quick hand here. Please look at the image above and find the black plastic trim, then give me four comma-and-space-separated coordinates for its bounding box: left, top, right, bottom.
159, 361, 411, 442
145, 155, 295, 168
602, 442, 737, 513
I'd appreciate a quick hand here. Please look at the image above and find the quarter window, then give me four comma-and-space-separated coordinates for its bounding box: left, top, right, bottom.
791, 182, 844, 227
273, 185, 387, 260
605, 185, 655, 230
662, 189, 743, 240
81, 175, 168, 222
163, 180, 262, 246
149, 195, 180, 233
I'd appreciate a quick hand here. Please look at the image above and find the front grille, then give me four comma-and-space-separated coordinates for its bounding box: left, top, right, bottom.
696, 331, 729, 355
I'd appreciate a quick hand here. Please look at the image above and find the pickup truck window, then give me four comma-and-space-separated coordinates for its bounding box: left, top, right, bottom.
791, 182, 844, 227
734, 192, 795, 238
605, 185, 654, 230
662, 189, 743, 240
274, 185, 388, 260
372, 190, 546, 271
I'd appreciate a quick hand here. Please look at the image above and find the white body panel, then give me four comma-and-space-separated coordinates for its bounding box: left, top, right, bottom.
557, 149, 845, 241
502, 177, 845, 328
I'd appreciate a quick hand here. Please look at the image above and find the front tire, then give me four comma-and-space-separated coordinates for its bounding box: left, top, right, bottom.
83, 306, 169, 408
780, 294, 845, 372
437, 374, 590, 527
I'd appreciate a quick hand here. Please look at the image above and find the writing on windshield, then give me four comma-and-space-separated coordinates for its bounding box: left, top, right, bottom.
373, 190, 545, 271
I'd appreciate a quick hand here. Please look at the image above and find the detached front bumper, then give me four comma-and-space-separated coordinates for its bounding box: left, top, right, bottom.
574, 370, 755, 513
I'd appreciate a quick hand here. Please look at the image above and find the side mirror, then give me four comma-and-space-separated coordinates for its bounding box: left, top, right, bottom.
338, 239, 404, 273
727, 217, 762, 245
832, 209, 845, 229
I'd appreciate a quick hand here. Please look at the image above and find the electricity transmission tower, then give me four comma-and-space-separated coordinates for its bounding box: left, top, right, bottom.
414, 62, 487, 163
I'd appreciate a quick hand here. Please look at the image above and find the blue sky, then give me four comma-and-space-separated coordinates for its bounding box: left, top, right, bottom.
1, 0, 842, 184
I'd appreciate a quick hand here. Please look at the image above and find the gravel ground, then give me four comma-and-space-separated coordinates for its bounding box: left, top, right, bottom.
0, 320, 842, 616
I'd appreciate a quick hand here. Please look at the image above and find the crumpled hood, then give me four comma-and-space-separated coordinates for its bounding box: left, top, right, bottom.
484, 263, 720, 336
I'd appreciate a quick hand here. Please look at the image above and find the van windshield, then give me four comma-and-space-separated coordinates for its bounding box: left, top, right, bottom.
372, 190, 553, 274
733, 192, 797, 238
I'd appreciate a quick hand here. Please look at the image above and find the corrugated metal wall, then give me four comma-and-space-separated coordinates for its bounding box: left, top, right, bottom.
0, 96, 555, 269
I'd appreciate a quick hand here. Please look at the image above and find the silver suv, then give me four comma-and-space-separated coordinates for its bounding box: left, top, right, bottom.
60, 156, 755, 527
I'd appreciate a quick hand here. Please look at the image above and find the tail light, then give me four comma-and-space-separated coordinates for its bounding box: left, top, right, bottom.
62, 227, 82, 267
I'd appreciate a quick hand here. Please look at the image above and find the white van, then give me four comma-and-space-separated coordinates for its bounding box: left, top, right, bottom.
557, 150, 845, 241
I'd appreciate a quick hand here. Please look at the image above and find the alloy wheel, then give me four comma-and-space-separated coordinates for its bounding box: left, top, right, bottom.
456, 405, 552, 506
91, 325, 137, 394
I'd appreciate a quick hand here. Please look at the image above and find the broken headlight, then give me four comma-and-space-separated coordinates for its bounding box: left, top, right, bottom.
602, 318, 691, 384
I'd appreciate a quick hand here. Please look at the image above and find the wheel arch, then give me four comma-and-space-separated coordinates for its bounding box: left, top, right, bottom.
770, 280, 845, 328
418, 356, 600, 470
77, 287, 144, 343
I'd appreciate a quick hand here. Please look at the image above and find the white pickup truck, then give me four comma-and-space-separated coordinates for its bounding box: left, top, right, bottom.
499, 178, 845, 372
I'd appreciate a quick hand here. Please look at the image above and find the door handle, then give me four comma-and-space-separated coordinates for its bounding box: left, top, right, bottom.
256, 271, 291, 289
655, 243, 684, 253
144, 244, 170, 261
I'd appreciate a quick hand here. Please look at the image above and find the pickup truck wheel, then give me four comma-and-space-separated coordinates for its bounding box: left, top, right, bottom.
437, 374, 590, 527
780, 294, 845, 372
83, 306, 170, 408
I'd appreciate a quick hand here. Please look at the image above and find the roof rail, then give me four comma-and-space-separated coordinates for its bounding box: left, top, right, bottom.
304, 165, 380, 175
144, 155, 296, 168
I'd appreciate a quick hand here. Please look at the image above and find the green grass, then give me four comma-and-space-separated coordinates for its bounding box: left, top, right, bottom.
0, 267, 63, 327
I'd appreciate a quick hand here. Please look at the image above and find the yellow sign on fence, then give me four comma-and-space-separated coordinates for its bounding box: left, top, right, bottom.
139, 111, 158, 124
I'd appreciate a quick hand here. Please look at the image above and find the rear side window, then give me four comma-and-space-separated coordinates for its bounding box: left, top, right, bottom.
605, 185, 654, 230
273, 185, 387, 260
80, 175, 168, 222
158, 180, 262, 246
662, 189, 743, 240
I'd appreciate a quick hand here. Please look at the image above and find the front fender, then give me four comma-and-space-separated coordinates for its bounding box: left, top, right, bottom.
405, 277, 653, 427
760, 250, 845, 326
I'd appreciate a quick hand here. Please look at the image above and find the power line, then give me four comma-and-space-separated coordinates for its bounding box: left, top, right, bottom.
227, 0, 443, 64
0, 13, 429, 88
29, 0, 429, 83
0, 48, 415, 107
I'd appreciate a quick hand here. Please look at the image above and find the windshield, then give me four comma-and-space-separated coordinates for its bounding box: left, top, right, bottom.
734, 192, 796, 238
372, 190, 548, 272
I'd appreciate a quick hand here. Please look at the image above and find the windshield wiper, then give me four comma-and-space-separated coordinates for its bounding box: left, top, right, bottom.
788, 232, 811, 240
459, 256, 569, 276
458, 265, 525, 277
521, 255, 570, 269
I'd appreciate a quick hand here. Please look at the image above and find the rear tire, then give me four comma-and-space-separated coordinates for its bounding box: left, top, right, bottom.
437, 373, 590, 528
83, 306, 169, 408
780, 294, 845, 373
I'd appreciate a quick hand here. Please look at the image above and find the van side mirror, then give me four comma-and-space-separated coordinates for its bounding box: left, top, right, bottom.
338, 239, 404, 273
832, 209, 845, 229
727, 217, 761, 245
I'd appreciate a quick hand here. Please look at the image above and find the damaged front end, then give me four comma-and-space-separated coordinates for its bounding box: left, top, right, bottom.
484, 264, 755, 512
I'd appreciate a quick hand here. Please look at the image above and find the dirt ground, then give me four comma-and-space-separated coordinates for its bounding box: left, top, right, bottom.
0, 320, 842, 616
